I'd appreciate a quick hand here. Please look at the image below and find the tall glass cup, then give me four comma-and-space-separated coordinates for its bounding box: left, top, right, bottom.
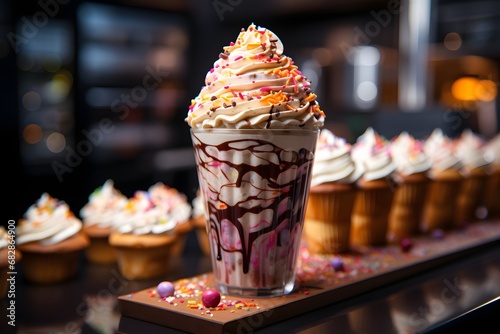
190, 128, 319, 297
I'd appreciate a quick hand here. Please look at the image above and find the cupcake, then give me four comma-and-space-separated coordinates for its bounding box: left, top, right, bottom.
109, 190, 178, 280
454, 129, 492, 225
350, 128, 396, 246
16, 193, 89, 284
148, 182, 192, 256
80, 179, 127, 264
303, 129, 363, 254
189, 190, 211, 256
387, 132, 431, 243
421, 128, 463, 232
1, 226, 21, 298
484, 133, 500, 219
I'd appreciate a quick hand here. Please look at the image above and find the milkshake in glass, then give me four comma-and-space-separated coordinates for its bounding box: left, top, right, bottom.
185, 23, 325, 297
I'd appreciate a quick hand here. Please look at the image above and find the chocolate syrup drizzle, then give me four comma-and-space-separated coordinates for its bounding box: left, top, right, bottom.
192, 133, 314, 274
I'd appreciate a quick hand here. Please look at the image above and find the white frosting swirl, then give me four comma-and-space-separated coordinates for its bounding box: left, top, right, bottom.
310, 129, 363, 187
424, 128, 462, 176
352, 128, 395, 182
80, 179, 127, 228
186, 23, 325, 130
16, 193, 82, 246
454, 129, 492, 170
148, 182, 192, 225
112, 183, 191, 236
390, 132, 432, 176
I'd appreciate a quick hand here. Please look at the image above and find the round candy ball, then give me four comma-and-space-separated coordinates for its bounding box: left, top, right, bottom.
157, 281, 175, 298
330, 256, 345, 272
400, 237, 413, 253
201, 288, 221, 308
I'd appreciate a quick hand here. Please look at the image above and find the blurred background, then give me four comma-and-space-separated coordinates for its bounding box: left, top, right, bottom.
2, 0, 500, 221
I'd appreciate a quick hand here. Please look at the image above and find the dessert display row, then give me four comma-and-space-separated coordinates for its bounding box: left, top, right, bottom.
2, 126, 499, 291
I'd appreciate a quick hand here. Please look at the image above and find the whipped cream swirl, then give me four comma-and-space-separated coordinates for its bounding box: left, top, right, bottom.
186, 23, 325, 130
112, 184, 190, 235
390, 132, 432, 176
424, 128, 462, 176
352, 128, 395, 182
16, 193, 83, 246
454, 129, 492, 170
310, 129, 363, 187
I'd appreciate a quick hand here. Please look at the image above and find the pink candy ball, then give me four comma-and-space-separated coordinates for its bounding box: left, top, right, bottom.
201, 288, 221, 308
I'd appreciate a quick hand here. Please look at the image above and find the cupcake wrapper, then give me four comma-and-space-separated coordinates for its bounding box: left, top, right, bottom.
86, 236, 117, 265
388, 177, 428, 242
114, 245, 172, 280
484, 168, 500, 219
422, 176, 462, 232
456, 168, 489, 224
304, 187, 356, 254
21, 251, 82, 284
351, 184, 394, 246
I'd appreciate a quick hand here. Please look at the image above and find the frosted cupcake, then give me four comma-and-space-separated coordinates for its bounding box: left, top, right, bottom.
16, 193, 89, 284
484, 133, 500, 219
148, 182, 192, 256
422, 128, 463, 232
388, 132, 431, 242
454, 129, 492, 225
109, 190, 178, 280
303, 129, 363, 254
80, 180, 127, 264
350, 128, 396, 246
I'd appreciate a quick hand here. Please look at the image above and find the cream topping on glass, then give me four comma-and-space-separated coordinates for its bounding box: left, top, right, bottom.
16, 193, 83, 246
185, 23, 325, 130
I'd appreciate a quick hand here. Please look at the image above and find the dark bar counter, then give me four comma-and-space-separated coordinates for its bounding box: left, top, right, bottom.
2, 229, 499, 334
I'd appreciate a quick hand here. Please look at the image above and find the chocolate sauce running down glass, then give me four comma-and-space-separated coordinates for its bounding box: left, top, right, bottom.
191, 128, 318, 297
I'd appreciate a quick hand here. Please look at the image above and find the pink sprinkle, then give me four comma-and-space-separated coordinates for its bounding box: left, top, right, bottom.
282, 85, 286, 89
230, 90, 237, 97
224, 86, 229, 89
260, 87, 272, 92
209, 68, 214, 73
252, 80, 255, 83
238, 92, 244, 100
230, 42, 235, 46
234, 55, 243, 61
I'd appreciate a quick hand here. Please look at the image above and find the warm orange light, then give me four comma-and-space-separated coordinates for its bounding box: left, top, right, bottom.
451, 77, 498, 102
23, 124, 43, 144
451, 77, 479, 101
475, 79, 497, 102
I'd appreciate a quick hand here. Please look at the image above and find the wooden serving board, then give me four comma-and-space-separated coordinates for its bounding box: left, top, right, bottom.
118, 220, 500, 334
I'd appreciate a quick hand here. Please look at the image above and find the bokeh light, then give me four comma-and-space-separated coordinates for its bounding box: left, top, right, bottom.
22, 91, 42, 111
46, 132, 66, 153
23, 124, 43, 144
444, 32, 462, 51
451, 77, 498, 102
